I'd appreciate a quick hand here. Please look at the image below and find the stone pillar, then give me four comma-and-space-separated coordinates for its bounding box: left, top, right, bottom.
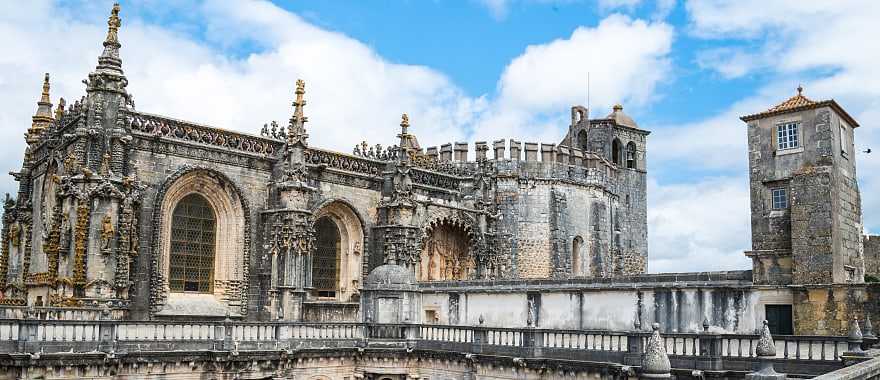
571, 148, 584, 167
557, 145, 570, 164
440, 143, 453, 161
509, 140, 522, 161
493, 140, 506, 160
540, 143, 555, 162
524, 142, 539, 162
475, 141, 488, 161
695, 319, 723, 370
641, 323, 671, 379
426, 146, 439, 159
454, 142, 468, 161
624, 322, 645, 366
745, 320, 785, 380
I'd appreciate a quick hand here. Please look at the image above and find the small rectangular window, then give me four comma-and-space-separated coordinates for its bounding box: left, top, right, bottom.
840, 121, 849, 157
771, 188, 788, 209
765, 305, 793, 335
776, 122, 800, 150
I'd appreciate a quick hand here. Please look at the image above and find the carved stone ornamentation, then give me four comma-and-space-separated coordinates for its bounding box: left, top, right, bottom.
72, 201, 91, 285
100, 213, 115, 254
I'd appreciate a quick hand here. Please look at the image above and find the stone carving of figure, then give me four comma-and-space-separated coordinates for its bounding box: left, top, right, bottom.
99, 152, 112, 177
8, 223, 20, 249
100, 214, 115, 252
59, 213, 71, 251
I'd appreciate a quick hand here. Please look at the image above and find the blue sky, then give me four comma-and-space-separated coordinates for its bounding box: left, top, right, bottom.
1, 0, 878, 272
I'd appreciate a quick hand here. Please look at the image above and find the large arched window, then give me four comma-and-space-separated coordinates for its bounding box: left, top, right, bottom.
313, 217, 341, 298
169, 194, 216, 293
612, 138, 623, 165
626, 141, 637, 169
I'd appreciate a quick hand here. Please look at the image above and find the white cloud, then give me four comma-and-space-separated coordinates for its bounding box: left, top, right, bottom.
598, 0, 641, 12
473, 14, 673, 142
477, 0, 511, 20
647, 176, 752, 273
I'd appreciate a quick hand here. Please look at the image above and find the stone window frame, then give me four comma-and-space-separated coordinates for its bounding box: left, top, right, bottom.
154, 168, 249, 316
311, 200, 366, 303
771, 187, 788, 210
775, 121, 802, 153
839, 120, 850, 159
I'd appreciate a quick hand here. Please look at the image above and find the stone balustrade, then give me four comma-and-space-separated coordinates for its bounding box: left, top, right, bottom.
0, 319, 853, 377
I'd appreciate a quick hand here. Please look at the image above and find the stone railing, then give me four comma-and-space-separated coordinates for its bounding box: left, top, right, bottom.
0, 320, 851, 377
812, 354, 880, 380
304, 147, 388, 178
124, 111, 283, 157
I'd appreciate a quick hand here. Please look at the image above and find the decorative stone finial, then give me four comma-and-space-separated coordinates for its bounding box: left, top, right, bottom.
746, 321, 786, 380
796, 84, 803, 95
287, 79, 309, 146
613, 104, 623, 112
702, 318, 710, 332
40, 73, 51, 104
848, 317, 864, 343
400, 113, 410, 132
864, 316, 876, 340
641, 323, 671, 379
55, 97, 66, 120
634, 318, 641, 331
755, 320, 776, 357
105, 3, 121, 46
28, 73, 54, 142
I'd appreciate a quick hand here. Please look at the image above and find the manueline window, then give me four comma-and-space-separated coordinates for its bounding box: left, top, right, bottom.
776, 122, 800, 150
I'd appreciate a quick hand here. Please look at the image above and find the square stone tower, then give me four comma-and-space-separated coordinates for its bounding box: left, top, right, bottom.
741, 86, 864, 285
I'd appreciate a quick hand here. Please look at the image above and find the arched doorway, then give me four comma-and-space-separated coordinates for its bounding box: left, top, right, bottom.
419, 220, 473, 281
313, 217, 341, 298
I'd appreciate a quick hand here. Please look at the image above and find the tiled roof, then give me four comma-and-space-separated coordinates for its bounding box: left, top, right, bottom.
740, 86, 859, 127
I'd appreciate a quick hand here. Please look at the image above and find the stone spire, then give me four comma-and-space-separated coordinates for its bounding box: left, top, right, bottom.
397, 113, 411, 163
97, 3, 123, 75
85, 2, 128, 96
27, 73, 54, 142
641, 323, 671, 379
287, 79, 309, 146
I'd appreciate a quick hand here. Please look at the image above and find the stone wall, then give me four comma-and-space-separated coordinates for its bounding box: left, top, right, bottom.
419, 271, 787, 333
865, 236, 880, 278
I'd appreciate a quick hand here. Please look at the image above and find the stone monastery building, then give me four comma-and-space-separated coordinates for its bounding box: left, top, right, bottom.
1, 3, 878, 345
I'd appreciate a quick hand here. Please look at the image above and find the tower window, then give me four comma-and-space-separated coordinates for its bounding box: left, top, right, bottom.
776, 122, 800, 150
771, 188, 788, 210
612, 139, 623, 165
840, 121, 850, 158
313, 217, 341, 298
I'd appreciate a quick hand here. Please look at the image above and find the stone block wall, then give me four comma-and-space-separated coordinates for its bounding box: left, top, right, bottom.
865, 236, 880, 277
792, 285, 867, 335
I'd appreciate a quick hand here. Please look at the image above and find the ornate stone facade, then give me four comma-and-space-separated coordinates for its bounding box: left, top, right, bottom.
0, 4, 876, 344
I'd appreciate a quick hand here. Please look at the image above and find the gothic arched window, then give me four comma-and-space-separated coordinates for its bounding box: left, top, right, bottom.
169, 193, 216, 293
313, 217, 341, 298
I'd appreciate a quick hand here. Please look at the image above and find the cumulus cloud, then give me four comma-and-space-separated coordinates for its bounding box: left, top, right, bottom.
473, 14, 673, 142
684, 0, 880, 234
647, 176, 752, 273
